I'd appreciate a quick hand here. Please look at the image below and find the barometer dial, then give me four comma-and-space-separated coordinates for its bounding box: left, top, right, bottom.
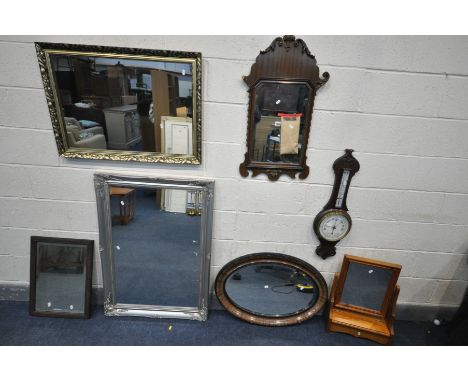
318, 210, 351, 242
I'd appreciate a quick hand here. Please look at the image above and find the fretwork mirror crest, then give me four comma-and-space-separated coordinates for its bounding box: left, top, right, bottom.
239, 35, 329, 181
36, 42, 202, 164
94, 173, 214, 321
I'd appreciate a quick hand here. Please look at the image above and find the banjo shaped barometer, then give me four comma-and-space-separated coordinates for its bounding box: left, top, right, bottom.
313, 149, 360, 259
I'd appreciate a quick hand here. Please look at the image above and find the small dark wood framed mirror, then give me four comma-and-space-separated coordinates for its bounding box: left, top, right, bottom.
239, 35, 329, 181
215, 253, 328, 326
327, 255, 402, 345
29, 236, 94, 318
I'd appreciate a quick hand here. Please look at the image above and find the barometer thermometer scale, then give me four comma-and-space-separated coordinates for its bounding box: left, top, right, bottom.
313, 149, 360, 259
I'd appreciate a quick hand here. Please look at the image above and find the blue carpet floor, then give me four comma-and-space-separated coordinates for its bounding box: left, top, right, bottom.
111, 190, 200, 307
0, 301, 450, 345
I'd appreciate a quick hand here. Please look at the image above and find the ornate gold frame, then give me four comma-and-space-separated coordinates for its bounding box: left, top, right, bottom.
35, 42, 202, 164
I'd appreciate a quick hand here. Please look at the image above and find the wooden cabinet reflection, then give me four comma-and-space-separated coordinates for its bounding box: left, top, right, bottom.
110, 187, 136, 225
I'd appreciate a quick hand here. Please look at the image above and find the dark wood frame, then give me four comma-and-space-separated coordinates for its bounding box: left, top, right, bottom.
327, 255, 401, 345
239, 35, 329, 181
29, 236, 94, 319
313, 149, 360, 259
215, 253, 328, 326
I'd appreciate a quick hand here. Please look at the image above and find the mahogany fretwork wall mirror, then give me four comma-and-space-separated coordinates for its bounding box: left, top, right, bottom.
239, 35, 329, 181
327, 255, 402, 345
36, 42, 201, 164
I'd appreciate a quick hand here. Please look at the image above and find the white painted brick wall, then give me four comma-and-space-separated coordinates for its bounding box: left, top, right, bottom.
0, 88, 51, 129
0, 36, 467, 310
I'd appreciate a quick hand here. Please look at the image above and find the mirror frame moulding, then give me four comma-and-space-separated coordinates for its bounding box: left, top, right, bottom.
215, 252, 328, 326
94, 173, 214, 321
35, 42, 202, 164
239, 35, 330, 181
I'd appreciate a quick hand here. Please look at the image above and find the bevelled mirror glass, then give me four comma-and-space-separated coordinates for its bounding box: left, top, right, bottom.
340, 262, 394, 311
94, 174, 214, 321
240, 35, 329, 181
252, 81, 311, 164
36, 42, 201, 164
29, 236, 94, 318
335, 255, 402, 316
225, 262, 320, 317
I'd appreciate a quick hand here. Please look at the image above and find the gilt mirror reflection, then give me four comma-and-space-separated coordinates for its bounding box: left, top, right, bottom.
240, 36, 329, 181
29, 237, 93, 318
94, 174, 214, 320
36, 42, 201, 164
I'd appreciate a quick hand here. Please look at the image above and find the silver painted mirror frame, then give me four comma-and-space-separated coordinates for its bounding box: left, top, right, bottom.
94, 173, 214, 321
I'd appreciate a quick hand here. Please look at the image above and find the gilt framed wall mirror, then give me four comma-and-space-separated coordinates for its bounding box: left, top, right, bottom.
36, 42, 201, 164
239, 35, 329, 181
94, 174, 214, 321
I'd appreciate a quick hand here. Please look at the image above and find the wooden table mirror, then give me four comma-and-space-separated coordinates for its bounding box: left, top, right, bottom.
327, 255, 401, 345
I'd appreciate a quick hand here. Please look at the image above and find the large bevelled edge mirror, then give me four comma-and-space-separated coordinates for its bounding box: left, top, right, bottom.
239, 35, 329, 181
36, 42, 202, 164
94, 173, 214, 321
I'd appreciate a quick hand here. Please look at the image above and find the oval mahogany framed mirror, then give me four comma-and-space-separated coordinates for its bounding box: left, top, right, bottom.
215, 253, 328, 326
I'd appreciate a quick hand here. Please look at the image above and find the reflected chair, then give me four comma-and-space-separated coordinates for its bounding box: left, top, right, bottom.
65, 117, 107, 149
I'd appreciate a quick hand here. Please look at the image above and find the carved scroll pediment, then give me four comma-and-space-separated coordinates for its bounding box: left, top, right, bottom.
261, 35, 313, 56
243, 35, 329, 90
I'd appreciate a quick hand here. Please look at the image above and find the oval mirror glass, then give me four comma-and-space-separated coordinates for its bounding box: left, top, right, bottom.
225, 263, 319, 317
